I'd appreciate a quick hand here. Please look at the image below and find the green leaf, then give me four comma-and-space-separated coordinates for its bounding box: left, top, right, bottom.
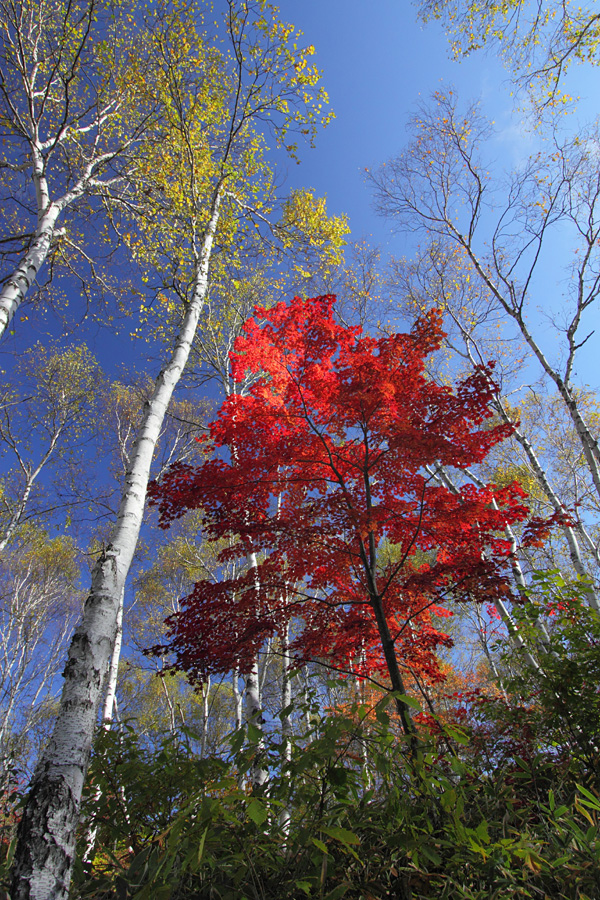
420, 844, 442, 865
476, 820, 490, 844
197, 825, 209, 865
391, 692, 422, 710
444, 725, 470, 746
577, 784, 600, 810
247, 798, 268, 826
229, 728, 245, 755
247, 722, 263, 743
5, 836, 16, 868
450, 756, 467, 777
323, 885, 349, 900
295, 881, 312, 895
321, 825, 360, 846
311, 837, 329, 854
375, 707, 390, 727
328, 767, 348, 786
440, 788, 457, 811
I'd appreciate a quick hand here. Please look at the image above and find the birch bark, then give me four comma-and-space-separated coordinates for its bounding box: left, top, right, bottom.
10, 187, 223, 900
278, 623, 292, 832
233, 671, 243, 731
101, 595, 124, 726
245, 550, 267, 789
0, 204, 61, 338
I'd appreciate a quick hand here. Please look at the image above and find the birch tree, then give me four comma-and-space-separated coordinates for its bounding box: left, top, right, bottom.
372, 93, 600, 595
0, 0, 164, 338
11, 1, 331, 896
418, 0, 600, 108
0, 528, 83, 770
0, 344, 102, 553
390, 244, 600, 592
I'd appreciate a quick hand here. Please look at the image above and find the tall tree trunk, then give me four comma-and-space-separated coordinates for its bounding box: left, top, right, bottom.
245, 659, 267, 789
10, 187, 223, 900
233, 670, 243, 731
200, 677, 210, 757
245, 550, 267, 789
430, 463, 546, 668
369, 591, 416, 739
357, 496, 415, 740
0, 203, 61, 339
278, 624, 292, 832
101, 592, 124, 724
82, 591, 126, 864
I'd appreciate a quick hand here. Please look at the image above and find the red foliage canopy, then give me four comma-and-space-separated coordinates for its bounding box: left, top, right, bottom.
150, 296, 528, 692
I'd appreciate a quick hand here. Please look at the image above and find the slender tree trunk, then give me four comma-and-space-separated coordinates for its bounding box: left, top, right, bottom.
233, 671, 243, 731
429, 463, 546, 667
494, 404, 600, 611
303, 668, 311, 733
245, 659, 267, 789
82, 591, 126, 864
278, 624, 292, 832
160, 667, 178, 735
354, 650, 371, 788
10, 187, 223, 900
357, 504, 415, 739
101, 592, 123, 724
369, 592, 415, 739
0, 203, 61, 339
200, 677, 210, 757
245, 549, 267, 788
464, 243, 600, 509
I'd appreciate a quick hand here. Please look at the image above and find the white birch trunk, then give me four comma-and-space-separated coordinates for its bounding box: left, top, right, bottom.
303, 668, 312, 734
494, 404, 600, 610
429, 464, 542, 669
462, 245, 600, 510
245, 658, 267, 789
10, 187, 223, 900
0, 203, 61, 339
278, 624, 292, 832
0, 450, 57, 555
474, 606, 509, 701
244, 549, 267, 788
81, 591, 124, 864
160, 667, 178, 734
101, 593, 124, 725
354, 650, 371, 788
200, 677, 210, 757
233, 671, 243, 731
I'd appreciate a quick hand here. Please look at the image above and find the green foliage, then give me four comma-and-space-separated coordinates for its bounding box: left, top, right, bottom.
68, 676, 600, 899
500, 570, 600, 781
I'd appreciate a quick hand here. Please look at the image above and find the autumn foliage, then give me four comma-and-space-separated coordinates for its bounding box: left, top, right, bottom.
150, 295, 528, 695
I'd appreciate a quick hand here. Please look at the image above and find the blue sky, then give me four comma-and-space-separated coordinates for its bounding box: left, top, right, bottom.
272, 1, 600, 389
274, 2, 600, 233
275, 1, 514, 249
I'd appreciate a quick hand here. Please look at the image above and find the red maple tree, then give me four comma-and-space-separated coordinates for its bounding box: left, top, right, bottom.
150, 295, 529, 734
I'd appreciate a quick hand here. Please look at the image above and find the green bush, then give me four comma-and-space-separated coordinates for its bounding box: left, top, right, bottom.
71, 687, 600, 899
